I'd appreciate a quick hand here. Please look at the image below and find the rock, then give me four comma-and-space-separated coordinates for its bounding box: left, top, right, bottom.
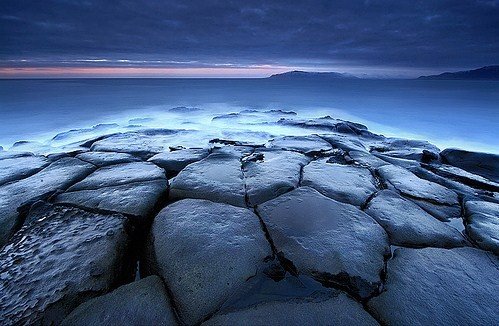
422, 163, 499, 192
367, 247, 499, 325
0, 202, 132, 325
204, 291, 377, 326
147, 199, 271, 324
441, 148, 499, 182
267, 135, 332, 155
148, 148, 209, 176
377, 164, 461, 221
365, 190, 467, 247
319, 134, 369, 152
349, 150, 389, 168
169, 152, 246, 207
302, 161, 377, 207
0, 157, 95, 247
0, 151, 34, 160
243, 149, 310, 206
76, 151, 141, 167
465, 201, 499, 254
61, 276, 177, 326
0, 155, 50, 186
256, 187, 389, 299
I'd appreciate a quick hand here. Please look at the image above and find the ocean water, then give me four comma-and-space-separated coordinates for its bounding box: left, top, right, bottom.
0, 78, 498, 153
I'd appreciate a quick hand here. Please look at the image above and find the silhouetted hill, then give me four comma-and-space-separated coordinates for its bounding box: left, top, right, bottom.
269, 70, 358, 79
418, 66, 499, 80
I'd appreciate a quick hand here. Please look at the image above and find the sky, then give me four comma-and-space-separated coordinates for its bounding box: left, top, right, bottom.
1, 0, 498, 78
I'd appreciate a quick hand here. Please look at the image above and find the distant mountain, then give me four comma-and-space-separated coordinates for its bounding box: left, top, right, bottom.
268, 70, 358, 79
418, 65, 499, 80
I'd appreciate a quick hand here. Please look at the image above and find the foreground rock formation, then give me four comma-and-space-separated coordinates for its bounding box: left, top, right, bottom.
0, 110, 498, 325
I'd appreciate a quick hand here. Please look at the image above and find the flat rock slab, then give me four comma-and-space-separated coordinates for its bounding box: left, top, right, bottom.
349, 150, 389, 168
243, 149, 310, 206
377, 164, 460, 221
62, 276, 177, 326
365, 190, 467, 248
319, 134, 369, 152
76, 151, 141, 167
0, 157, 95, 247
204, 291, 377, 326
148, 148, 209, 176
257, 187, 389, 299
56, 179, 168, 219
367, 247, 499, 325
147, 199, 271, 325
267, 135, 332, 155
465, 201, 499, 254
424, 163, 499, 192
169, 152, 246, 207
0, 202, 131, 325
302, 161, 377, 207
67, 162, 166, 191
441, 148, 499, 182
0, 155, 50, 186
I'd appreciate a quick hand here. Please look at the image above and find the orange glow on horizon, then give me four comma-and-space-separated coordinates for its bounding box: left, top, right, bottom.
0, 66, 290, 78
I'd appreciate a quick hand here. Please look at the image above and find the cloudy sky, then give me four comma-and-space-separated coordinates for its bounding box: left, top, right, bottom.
1, 0, 498, 77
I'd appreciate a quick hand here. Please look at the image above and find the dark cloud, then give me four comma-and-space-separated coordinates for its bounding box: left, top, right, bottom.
1, 0, 498, 72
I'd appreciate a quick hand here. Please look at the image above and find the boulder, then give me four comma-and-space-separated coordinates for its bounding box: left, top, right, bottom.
256, 187, 389, 299
367, 247, 499, 325
76, 151, 141, 167
465, 201, 499, 254
267, 135, 332, 155
62, 276, 177, 326
365, 190, 467, 247
146, 199, 271, 325
148, 148, 209, 176
302, 161, 377, 207
169, 152, 246, 207
0, 154, 50, 186
0, 202, 132, 325
441, 148, 499, 182
0, 157, 95, 247
243, 149, 310, 206
422, 163, 499, 192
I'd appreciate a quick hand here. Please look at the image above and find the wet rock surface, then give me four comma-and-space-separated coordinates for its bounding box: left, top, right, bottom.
0, 111, 497, 325
367, 247, 499, 326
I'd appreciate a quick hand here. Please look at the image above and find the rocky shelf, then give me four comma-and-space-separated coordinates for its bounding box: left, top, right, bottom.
0, 112, 498, 325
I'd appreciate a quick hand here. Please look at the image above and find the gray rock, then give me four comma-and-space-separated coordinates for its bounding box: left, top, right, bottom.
465, 200, 499, 254
0, 157, 95, 247
169, 152, 246, 207
204, 291, 377, 326
302, 161, 377, 206
243, 149, 310, 206
319, 133, 369, 152
0, 151, 35, 160
56, 179, 167, 219
367, 247, 499, 326
147, 199, 271, 324
349, 150, 389, 168
76, 151, 141, 167
377, 164, 460, 221
423, 163, 499, 192
0, 202, 131, 325
62, 276, 177, 326
441, 148, 499, 182
148, 148, 209, 176
267, 135, 332, 155
365, 190, 467, 247
256, 187, 389, 298
67, 162, 166, 191
0, 155, 50, 186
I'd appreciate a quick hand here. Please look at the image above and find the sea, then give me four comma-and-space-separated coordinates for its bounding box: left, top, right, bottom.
0, 78, 498, 153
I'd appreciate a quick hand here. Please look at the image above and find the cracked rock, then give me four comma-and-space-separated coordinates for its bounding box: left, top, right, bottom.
256, 187, 389, 299
0, 154, 50, 186
302, 161, 377, 207
76, 151, 141, 167
440, 148, 499, 183
148, 148, 209, 176
62, 276, 177, 326
465, 200, 499, 254
0, 202, 132, 325
266, 135, 332, 155
367, 247, 499, 326
146, 199, 271, 324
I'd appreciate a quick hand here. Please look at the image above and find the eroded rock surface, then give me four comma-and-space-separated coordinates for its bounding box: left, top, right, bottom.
76, 151, 141, 167
257, 187, 389, 299
147, 199, 271, 324
367, 247, 499, 326
465, 200, 499, 254
0, 155, 50, 186
267, 135, 332, 155
0, 202, 132, 325
148, 147, 209, 176
62, 276, 177, 326
302, 161, 377, 206
441, 148, 499, 182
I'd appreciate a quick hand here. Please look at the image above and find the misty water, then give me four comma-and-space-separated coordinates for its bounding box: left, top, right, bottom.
0, 78, 498, 153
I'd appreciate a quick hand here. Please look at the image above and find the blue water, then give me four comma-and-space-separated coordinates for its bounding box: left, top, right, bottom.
0, 78, 498, 153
